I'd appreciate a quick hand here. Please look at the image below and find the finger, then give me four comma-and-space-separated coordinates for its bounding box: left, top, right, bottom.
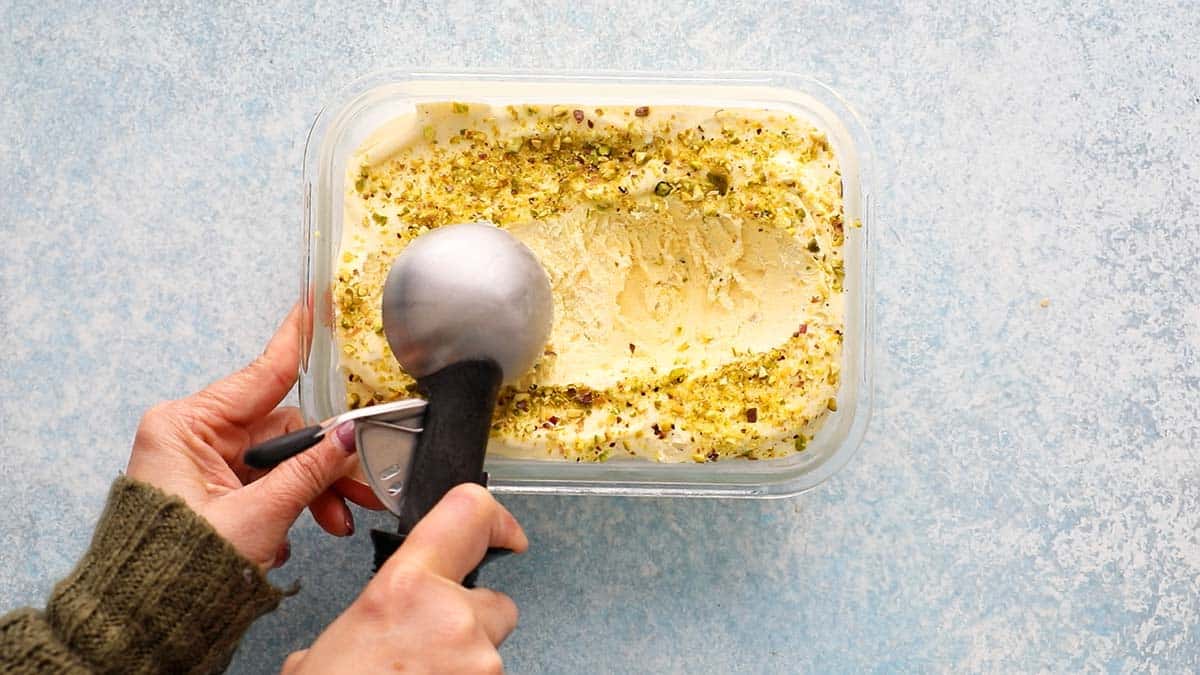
393, 483, 528, 582
195, 303, 303, 425
242, 422, 358, 518
310, 488, 354, 537
246, 406, 305, 446
302, 286, 316, 363
466, 587, 519, 646
230, 406, 307, 482
333, 476, 386, 510
281, 650, 308, 674
272, 540, 291, 568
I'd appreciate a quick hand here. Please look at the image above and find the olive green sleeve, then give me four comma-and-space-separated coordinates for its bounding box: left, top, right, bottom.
0, 476, 285, 674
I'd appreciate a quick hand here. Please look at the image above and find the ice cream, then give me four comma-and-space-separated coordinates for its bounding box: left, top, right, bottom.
335, 102, 848, 462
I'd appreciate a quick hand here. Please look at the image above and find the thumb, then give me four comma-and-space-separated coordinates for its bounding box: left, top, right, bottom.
244, 422, 358, 521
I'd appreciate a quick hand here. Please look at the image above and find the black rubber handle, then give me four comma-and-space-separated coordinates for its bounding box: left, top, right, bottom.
243, 425, 323, 469
369, 359, 507, 584
398, 359, 502, 531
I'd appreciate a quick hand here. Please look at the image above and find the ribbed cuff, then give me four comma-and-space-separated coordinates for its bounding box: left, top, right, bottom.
45, 476, 283, 675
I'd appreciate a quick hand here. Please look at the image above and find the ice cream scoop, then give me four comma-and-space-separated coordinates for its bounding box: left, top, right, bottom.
379, 222, 553, 532
244, 223, 551, 579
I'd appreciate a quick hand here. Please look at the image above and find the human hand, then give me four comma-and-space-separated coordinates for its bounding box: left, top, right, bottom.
126, 304, 376, 569
281, 484, 529, 674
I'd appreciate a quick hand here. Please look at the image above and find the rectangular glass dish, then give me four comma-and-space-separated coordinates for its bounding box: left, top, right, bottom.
299, 70, 874, 498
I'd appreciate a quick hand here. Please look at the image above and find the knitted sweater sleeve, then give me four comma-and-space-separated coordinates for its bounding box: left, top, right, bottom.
0, 476, 284, 674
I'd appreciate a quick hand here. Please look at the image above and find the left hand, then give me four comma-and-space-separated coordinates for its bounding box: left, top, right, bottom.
126, 304, 377, 569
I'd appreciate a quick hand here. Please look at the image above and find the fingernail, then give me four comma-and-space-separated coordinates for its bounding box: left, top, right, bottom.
275, 541, 291, 567
330, 421, 356, 454
343, 506, 355, 537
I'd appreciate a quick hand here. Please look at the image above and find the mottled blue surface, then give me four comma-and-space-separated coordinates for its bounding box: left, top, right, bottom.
2, 1, 1199, 673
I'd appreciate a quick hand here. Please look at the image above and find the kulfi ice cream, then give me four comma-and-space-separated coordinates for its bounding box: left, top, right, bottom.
334, 102, 850, 463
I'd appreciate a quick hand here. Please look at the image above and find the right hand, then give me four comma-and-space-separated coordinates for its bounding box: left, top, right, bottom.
281, 483, 529, 674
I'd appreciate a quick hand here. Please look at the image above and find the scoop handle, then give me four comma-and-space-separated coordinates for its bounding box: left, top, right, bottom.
398, 359, 502, 529
369, 359, 506, 584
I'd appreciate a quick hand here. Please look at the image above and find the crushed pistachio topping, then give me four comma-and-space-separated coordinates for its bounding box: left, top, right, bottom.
335, 103, 847, 463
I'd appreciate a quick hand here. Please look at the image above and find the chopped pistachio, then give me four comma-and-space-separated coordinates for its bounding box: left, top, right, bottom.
335, 102, 845, 463
706, 167, 731, 195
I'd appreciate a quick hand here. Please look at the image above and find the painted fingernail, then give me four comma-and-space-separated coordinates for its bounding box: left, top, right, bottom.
343, 506, 355, 536
330, 421, 356, 454
275, 541, 291, 567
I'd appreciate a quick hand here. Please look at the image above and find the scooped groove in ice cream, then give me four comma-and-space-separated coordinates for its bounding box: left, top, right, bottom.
335, 102, 849, 462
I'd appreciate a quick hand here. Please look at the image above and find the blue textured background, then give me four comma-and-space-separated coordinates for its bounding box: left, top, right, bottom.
2, 1, 1198, 672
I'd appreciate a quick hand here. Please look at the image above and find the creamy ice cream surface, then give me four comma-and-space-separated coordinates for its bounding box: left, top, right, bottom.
335, 102, 849, 462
